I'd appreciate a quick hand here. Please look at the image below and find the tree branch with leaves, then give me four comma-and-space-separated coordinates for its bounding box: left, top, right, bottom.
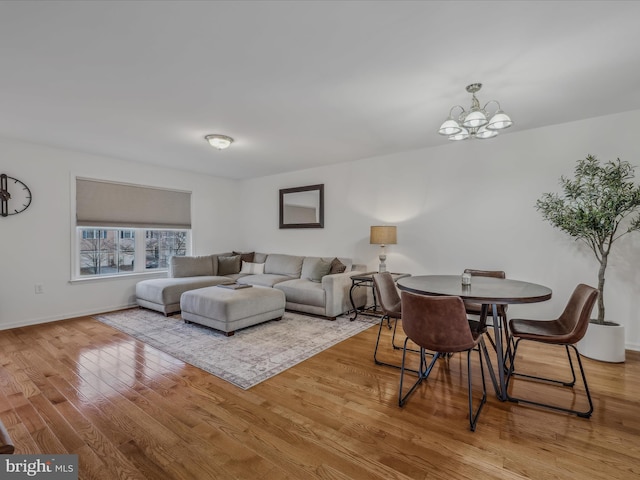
536, 155, 640, 324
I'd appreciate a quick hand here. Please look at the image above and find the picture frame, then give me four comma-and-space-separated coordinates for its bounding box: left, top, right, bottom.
279, 184, 324, 229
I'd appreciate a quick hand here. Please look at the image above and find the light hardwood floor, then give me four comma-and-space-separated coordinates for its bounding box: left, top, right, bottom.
0, 313, 638, 479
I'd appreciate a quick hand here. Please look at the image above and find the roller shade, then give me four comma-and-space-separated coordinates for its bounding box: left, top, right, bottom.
76, 178, 191, 229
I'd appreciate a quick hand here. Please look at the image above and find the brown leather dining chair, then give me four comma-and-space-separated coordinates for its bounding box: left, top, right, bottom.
399, 291, 488, 431
506, 283, 598, 417
372, 272, 417, 369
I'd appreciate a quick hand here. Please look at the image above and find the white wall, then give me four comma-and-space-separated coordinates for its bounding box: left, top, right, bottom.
239, 110, 640, 350
2, 111, 639, 350
0, 137, 240, 329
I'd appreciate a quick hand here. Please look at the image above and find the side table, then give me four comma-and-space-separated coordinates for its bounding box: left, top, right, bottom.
349, 271, 410, 321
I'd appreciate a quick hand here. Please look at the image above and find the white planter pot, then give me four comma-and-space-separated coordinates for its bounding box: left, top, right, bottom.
577, 321, 625, 363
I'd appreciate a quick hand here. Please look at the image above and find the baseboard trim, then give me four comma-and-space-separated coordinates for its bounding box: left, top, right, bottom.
0, 303, 138, 331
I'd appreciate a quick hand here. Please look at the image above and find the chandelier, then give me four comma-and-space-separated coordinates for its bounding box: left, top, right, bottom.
438, 83, 513, 141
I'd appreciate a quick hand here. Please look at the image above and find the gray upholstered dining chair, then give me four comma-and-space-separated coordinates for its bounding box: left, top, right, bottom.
506, 283, 598, 417
399, 291, 488, 431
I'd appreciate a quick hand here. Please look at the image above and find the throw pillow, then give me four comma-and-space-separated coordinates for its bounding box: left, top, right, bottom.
170, 255, 214, 278
329, 257, 347, 274
217, 255, 241, 275
307, 258, 332, 282
233, 251, 255, 263
240, 261, 265, 275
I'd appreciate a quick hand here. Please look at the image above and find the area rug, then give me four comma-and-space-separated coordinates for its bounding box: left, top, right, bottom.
93, 308, 375, 390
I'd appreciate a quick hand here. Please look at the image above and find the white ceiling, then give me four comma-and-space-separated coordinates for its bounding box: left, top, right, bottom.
2, 1, 640, 180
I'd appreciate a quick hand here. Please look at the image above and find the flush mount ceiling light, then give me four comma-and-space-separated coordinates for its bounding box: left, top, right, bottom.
438, 83, 513, 141
204, 134, 234, 150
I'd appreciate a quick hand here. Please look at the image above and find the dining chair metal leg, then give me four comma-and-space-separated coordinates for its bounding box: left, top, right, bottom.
373, 314, 389, 365
506, 339, 594, 418
391, 319, 402, 349
374, 315, 420, 371
508, 343, 577, 387
399, 337, 487, 432
390, 317, 420, 353
398, 338, 439, 407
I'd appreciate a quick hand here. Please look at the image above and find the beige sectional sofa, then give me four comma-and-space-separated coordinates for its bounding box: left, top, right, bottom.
135, 252, 367, 319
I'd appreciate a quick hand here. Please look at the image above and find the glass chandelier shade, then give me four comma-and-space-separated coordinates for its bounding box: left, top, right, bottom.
437, 118, 463, 136
438, 83, 512, 141
475, 125, 498, 139
448, 127, 469, 141
462, 110, 488, 128
486, 110, 513, 130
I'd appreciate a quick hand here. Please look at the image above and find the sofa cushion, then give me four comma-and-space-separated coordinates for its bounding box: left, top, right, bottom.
237, 274, 293, 288
254, 252, 268, 263
329, 257, 347, 274
302, 257, 332, 282
264, 254, 304, 278
275, 279, 326, 308
170, 255, 215, 278
217, 255, 241, 275
233, 251, 255, 263
240, 261, 265, 274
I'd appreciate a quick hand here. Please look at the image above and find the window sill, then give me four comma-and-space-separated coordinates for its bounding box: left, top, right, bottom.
69, 270, 168, 284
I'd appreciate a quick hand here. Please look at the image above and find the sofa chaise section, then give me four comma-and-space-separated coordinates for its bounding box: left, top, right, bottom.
135, 254, 234, 315
136, 276, 233, 315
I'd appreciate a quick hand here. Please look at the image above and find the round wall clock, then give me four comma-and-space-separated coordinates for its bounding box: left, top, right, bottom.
1, 173, 32, 216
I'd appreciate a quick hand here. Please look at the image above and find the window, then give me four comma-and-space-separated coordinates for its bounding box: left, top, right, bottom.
74, 177, 192, 279
144, 230, 188, 269
82, 229, 107, 239
77, 228, 189, 277
79, 229, 134, 276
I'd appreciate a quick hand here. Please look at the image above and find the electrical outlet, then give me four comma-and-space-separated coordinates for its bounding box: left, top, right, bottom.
34, 284, 44, 294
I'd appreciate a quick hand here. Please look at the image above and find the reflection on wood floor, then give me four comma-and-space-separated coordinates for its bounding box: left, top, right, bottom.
0, 315, 639, 479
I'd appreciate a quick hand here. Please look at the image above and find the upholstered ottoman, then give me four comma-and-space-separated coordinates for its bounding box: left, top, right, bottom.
180, 285, 286, 336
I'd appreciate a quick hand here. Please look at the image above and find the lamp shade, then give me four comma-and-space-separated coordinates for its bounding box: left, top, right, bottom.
449, 126, 470, 141
462, 110, 488, 128
486, 111, 513, 130
370, 225, 397, 245
475, 125, 498, 139
438, 118, 462, 136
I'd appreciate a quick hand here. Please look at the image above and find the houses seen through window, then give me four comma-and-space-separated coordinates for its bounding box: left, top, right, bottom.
144, 230, 188, 269
78, 228, 188, 277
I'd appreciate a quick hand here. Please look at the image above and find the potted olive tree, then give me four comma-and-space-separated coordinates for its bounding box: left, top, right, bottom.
536, 155, 640, 362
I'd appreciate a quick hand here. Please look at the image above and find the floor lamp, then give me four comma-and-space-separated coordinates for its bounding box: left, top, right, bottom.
370, 225, 397, 273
